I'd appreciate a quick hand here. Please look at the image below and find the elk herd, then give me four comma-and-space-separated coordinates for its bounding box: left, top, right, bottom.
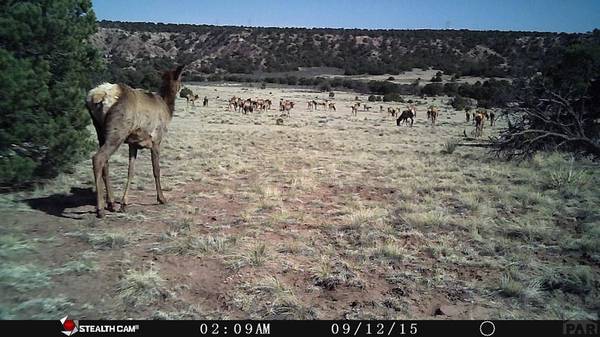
182, 88, 496, 139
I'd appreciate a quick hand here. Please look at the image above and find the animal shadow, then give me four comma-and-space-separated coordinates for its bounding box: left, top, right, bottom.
23, 187, 95, 219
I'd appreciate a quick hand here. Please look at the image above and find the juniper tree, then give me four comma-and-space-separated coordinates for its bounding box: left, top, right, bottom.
0, 0, 102, 186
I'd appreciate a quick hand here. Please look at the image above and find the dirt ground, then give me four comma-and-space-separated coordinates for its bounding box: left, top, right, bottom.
0, 83, 598, 320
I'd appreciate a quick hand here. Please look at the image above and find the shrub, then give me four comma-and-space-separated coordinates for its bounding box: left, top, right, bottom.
285, 76, 298, 85
383, 93, 404, 102
430, 71, 443, 82
441, 141, 458, 154
317, 80, 331, 92
421, 83, 444, 96
179, 87, 193, 98
450, 96, 473, 110
494, 41, 600, 159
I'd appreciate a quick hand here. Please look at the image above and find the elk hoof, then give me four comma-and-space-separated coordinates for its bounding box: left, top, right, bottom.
106, 202, 117, 212
157, 197, 167, 205
119, 204, 128, 213
96, 209, 106, 218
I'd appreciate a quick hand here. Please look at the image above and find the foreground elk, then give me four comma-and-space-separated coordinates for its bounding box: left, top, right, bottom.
85, 65, 185, 218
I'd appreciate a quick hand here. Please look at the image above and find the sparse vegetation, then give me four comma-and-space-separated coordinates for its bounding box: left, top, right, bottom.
118, 267, 167, 307
1, 77, 598, 320
441, 140, 458, 154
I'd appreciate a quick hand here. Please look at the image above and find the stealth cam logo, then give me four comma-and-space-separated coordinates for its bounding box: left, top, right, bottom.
60, 316, 79, 336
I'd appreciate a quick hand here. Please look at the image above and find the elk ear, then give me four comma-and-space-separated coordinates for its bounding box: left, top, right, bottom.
174, 65, 185, 80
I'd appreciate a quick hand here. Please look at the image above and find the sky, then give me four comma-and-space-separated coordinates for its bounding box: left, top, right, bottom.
92, 0, 600, 33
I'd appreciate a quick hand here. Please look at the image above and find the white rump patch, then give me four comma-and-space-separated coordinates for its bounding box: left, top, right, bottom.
86, 83, 122, 124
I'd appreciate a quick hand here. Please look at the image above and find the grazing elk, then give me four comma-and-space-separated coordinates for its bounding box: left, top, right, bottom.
465, 110, 471, 123
85, 65, 185, 218
396, 108, 414, 127
203, 96, 208, 107
489, 110, 496, 126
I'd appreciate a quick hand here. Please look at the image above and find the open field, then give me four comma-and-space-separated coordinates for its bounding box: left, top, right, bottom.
0, 83, 598, 319
321, 68, 512, 85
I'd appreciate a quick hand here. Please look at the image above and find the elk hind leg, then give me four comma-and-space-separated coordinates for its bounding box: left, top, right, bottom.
120, 145, 138, 212
151, 143, 167, 204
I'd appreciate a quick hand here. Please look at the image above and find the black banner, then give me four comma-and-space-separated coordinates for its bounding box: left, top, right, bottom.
1, 319, 598, 337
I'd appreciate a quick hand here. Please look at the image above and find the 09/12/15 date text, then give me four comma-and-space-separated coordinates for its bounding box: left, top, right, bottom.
331, 322, 418, 335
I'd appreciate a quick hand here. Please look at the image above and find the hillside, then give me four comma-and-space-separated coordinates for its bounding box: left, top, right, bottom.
94, 20, 590, 81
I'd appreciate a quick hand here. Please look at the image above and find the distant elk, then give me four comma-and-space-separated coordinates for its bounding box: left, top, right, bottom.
474, 110, 489, 137
255, 98, 269, 112
315, 101, 327, 110
396, 108, 414, 127
328, 102, 336, 111
351, 102, 360, 116
427, 106, 438, 126
388, 107, 397, 118
409, 104, 417, 118
228, 96, 242, 111
203, 96, 208, 107
186, 93, 200, 108
85, 65, 185, 218
241, 99, 253, 114
280, 99, 295, 115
